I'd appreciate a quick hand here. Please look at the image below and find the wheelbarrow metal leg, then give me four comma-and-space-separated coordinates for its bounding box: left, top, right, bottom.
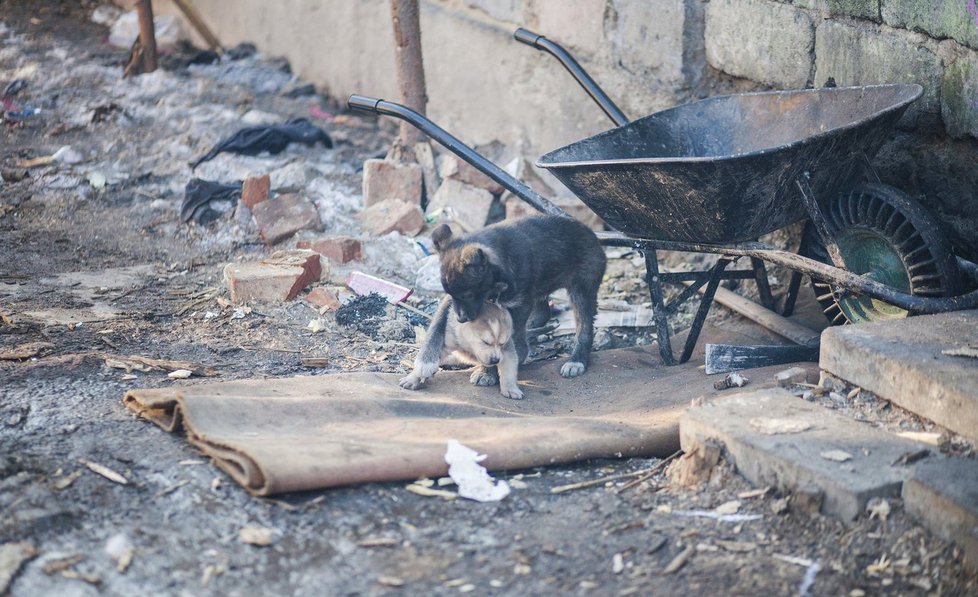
751, 257, 775, 310
644, 250, 674, 366
782, 270, 804, 317
680, 257, 732, 364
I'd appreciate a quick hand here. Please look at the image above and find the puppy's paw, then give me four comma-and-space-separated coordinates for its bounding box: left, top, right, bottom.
500, 385, 524, 400
470, 366, 499, 387
560, 361, 586, 378
414, 360, 440, 380
399, 374, 424, 390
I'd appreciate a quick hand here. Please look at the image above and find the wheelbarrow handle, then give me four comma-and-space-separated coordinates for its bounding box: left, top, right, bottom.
513, 27, 629, 127
347, 94, 568, 219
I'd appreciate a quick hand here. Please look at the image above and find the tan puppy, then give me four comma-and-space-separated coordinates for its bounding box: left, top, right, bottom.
400, 300, 523, 400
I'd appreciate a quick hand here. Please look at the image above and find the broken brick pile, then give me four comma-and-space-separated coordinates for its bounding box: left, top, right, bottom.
224, 138, 605, 310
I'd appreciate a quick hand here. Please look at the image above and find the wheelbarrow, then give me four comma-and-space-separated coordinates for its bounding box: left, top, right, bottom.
348, 27, 978, 369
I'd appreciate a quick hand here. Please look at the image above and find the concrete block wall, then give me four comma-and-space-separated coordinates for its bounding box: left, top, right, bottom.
125, 0, 977, 257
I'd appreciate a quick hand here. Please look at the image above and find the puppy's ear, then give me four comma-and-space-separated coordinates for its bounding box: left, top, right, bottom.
461, 245, 487, 269
431, 225, 453, 252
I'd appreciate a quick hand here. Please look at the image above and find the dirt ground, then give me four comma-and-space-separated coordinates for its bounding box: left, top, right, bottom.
2, 2, 976, 595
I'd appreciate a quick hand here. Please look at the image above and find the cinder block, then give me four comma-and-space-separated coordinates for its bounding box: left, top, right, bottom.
465, 0, 525, 24
882, 0, 978, 51
820, 310, 978, 443
827, 0, 879, 21
611, 0, 686, 84
705, 0, 815, 88
942, 47, 978, 139
903, 458, 978, 574
814, 21, 942, 127
680, 388, 933, 522
534, 0, 607, 56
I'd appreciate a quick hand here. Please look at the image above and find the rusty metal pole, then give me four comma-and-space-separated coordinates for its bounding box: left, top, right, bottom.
389, 0, 427, 157
136, 0, 158, 73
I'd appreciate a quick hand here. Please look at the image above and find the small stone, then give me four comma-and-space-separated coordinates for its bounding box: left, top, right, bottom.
362, 159, 423, 206
241, 174, 270, 209
361, 199, 424, 237
167, 369, 192, 379
52, 145, 84, 164
224, 249, 322, 303
775, 366, 809, 388
269, 162, 318, 192
297, 236, 362, 263
252, 193, 323, 245
714, 372, 749, 390
438, 154, 503, 194
427, 178, 494, 232
792, 487, 824, 514
239, 525, 275, 547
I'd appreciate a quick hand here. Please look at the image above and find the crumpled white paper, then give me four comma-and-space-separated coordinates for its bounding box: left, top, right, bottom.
444, 439, 510, 502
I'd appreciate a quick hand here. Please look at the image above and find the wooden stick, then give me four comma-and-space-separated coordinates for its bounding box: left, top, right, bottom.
396, 301, 431, 320
134, 0, 157, 73
683, 280, 820, 346
171, 0, 223, 51
616, 450, 682, 493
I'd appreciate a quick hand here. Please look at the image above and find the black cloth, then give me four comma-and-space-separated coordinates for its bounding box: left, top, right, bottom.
190, 117, 332, 169
180, 178, 241, 224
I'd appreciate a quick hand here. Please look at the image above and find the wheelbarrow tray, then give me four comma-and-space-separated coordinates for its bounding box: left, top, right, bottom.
537, 84, 922, 244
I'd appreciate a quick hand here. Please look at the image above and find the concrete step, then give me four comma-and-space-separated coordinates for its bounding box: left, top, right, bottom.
903, 458, 978, 575
680, 388, 934, 522
820, 310, 978, 443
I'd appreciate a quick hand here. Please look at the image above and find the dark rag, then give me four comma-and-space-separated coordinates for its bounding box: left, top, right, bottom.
181, 178, 242, 224
190, 118, 332, 169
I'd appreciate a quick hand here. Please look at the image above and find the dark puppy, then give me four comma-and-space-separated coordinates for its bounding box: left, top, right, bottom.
421, 214, 606, 384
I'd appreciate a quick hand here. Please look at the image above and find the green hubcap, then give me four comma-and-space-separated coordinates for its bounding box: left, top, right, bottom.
835, 228, 910, 323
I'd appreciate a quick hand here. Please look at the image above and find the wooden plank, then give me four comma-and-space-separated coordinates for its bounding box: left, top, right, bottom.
684, 281, 820, 346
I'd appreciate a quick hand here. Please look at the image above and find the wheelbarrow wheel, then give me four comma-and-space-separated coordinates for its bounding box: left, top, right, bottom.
800, 183, 960, 324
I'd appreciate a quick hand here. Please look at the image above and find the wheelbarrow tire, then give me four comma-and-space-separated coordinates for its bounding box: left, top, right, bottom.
800, 183, 961, 325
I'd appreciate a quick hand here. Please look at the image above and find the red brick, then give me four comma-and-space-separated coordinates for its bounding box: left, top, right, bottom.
362, 158, 423, 206
252, 193, 323, 245
361, 199, 424, 237
241, 174, 270, 209
296, 236, 362, 264
223, 249, 321, 303
305, 287, 342, 310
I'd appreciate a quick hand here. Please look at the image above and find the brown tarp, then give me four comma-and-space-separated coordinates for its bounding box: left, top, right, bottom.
123, 345, 787, 496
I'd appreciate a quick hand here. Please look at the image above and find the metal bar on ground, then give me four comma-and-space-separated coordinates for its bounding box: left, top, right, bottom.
704, 343, 820, 375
